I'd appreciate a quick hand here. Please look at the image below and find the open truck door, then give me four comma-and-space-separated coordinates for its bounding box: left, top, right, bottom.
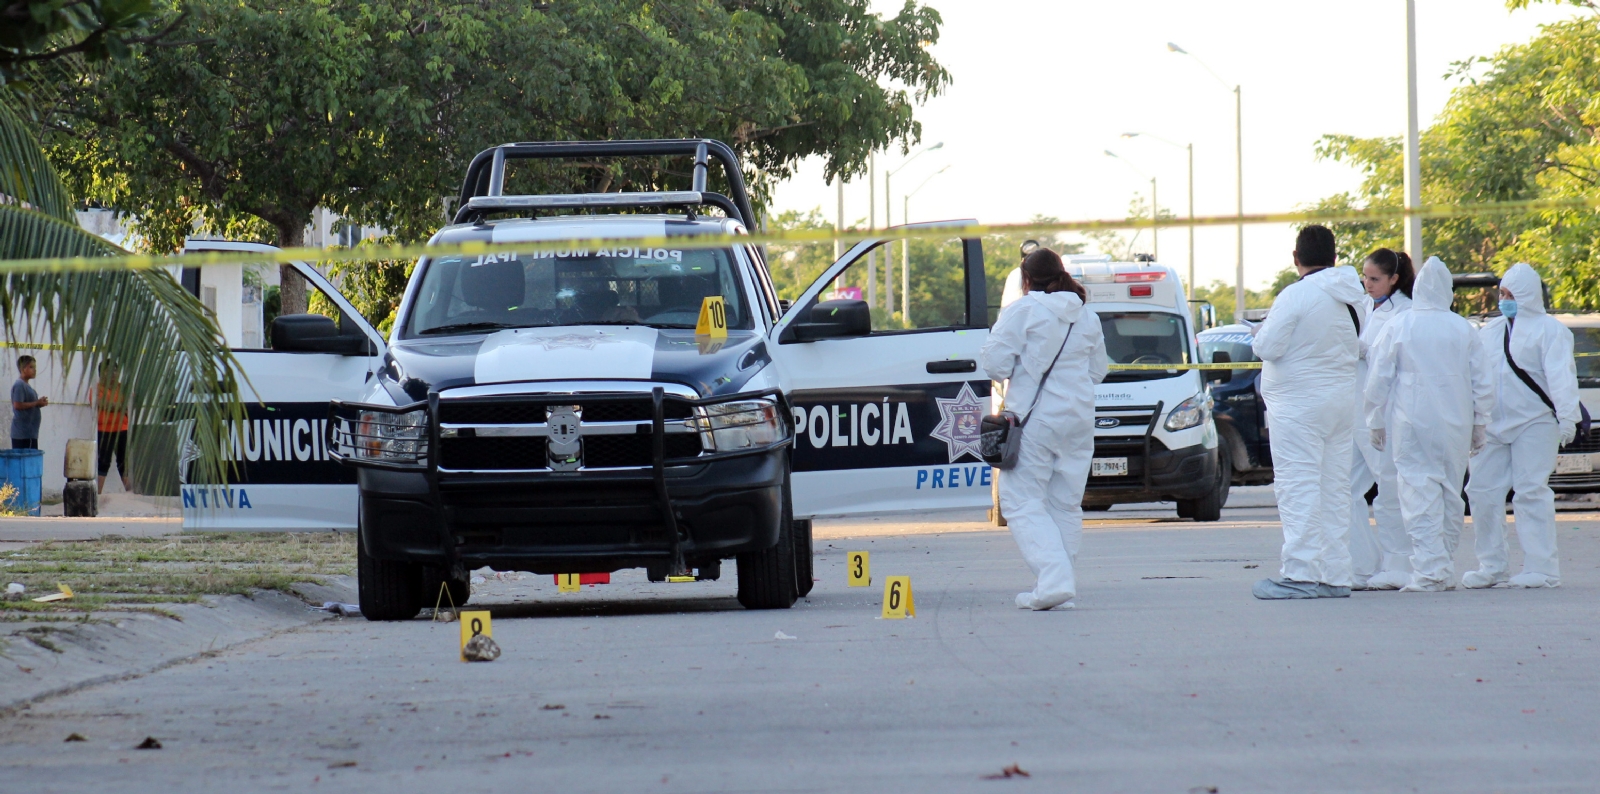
183, 246, 385, 530
770, 223, 993, 518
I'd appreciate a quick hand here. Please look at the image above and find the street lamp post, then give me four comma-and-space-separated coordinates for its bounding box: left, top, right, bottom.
884, 142, 944, 313
902, 165, 952, 326
1122, 132, 1194, 297
1169, 42, 1244, 320
1403, 0, 1423, 260
1104, 150, 1157, 261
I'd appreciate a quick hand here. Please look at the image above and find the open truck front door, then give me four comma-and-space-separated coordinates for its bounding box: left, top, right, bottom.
183, 253, 385, 531
770, 224, 993, 518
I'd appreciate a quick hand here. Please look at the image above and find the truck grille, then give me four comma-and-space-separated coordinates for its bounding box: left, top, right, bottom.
437, 399, 693, 425
440, 435, 548, 470
436, 394, 702, 472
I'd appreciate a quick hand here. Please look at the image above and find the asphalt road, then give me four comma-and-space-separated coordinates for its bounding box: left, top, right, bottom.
5, 496, 1600, 793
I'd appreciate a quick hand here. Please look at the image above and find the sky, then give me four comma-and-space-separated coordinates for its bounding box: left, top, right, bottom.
767, 0, 1590, 291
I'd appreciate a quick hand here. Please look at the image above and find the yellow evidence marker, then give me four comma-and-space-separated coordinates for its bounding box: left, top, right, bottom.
557, 573, 581, 592
31, 583, 73, 603
695, 295, 728, 338
881, 576, 915, 619
847, 551, 870, 587
459, 610, 492, 661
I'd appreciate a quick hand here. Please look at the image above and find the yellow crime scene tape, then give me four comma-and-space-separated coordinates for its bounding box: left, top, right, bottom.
1107, 362, 1263, 371
2, 195, 1599, 274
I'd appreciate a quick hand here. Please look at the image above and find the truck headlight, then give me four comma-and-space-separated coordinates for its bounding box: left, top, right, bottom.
1163, 393, 1212, 432
354, 408, 429, 463
692, 399, 788, 451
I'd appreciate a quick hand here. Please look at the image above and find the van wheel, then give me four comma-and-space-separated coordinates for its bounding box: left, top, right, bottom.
1179, 447, 1232, 522
358, 530, 423, 621
737, 472, 798, 610
792, 518, 814, 597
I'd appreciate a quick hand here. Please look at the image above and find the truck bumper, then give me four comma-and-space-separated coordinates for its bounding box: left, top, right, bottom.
357, 448, 786, 573
1083, 439, 1217, 505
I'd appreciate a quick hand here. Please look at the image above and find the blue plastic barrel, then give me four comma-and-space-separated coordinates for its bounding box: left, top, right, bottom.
0, 449, 44, 516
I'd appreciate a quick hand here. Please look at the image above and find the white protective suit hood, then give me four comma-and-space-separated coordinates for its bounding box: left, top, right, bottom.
1015, 291, 1085, 382
1501, 262, 1546, 315
1411, 256, 1454, 312
1310, 265, 1368, 308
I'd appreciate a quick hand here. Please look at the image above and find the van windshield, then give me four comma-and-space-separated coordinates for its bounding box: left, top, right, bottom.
1098, 311, 1190, 382
1574, 327, 1600, 388
403, 247, 750, 338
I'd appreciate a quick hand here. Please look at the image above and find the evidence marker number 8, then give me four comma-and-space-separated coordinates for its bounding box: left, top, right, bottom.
459, 610, 492, 661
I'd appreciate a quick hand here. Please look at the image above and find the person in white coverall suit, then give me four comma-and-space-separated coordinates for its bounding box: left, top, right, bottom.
1363, 257, 1495, 591
1463, 263, 1580, 589
1251, 226, 1368, 599
1350, 248, 1416, 590
980, 248, 1108, 610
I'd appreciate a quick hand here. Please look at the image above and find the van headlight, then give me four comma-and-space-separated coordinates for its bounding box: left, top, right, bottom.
354, 408, 429, 463
691, 399, 788, 451
1163, 393, 1212, 432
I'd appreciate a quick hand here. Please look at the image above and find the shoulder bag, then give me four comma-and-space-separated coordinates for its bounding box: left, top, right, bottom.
980, 323, 1075, 470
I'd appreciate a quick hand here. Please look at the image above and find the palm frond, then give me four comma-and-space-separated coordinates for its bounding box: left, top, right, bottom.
0, 97, 72, 222
0, 203, 247, 495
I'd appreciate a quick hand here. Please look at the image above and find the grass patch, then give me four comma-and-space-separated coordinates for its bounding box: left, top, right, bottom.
1, 532, 354, 616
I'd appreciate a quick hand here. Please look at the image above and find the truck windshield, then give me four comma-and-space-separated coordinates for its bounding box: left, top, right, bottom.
404, 247, 750, 337
1198, 330, 1260, 365
1099, 311, 1190, 382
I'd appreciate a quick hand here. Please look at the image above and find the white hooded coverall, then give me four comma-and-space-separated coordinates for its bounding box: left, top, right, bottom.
1351, 287, 1413, 586
980, 290, 1109, 609
1252, 266, 1367, 586
1363, 259, 1495, 587
1466, 263, 1580, 586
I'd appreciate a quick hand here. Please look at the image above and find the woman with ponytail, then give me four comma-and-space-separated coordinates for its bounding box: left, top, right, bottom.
1350, 248, 1416, 590
978, 248, 1107, 610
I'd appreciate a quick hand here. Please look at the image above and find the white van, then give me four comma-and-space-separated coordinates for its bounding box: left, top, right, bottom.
1000, 256, 1227, 519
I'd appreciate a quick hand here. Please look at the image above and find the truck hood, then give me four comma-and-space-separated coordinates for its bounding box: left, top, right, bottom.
382, 326, 771, 402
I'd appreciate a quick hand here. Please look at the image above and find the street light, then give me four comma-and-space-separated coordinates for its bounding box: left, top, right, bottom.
883, 142, 944, 312
1104, 150, 1158, 261
901, 164, 952, 325
1403, 1, 1423, 259
1122, 132, 1194, 296
1169, 41, 1244, 320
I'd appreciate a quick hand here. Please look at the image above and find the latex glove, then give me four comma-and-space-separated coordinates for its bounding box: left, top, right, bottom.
1561, 421, 1577, 447
1471, 424, 1487, 457
1370, 428, 1386, 451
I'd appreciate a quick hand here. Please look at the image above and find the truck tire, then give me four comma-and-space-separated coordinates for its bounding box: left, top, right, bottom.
358, 531, 423, 621
793, 518, 814, 597
1180, 447, 1232, 523
422, 564, 470, 610
737, 475, 798, 610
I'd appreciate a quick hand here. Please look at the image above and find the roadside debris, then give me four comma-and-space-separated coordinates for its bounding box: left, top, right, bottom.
463, 634, 501, 662
540, 704, 565, 710
315, 602, 361, 617
64, 733, 86, 742
981, 763, 1029, 780
5, 582, 24, 601
135, 737, 162, 750
328, 760, 357, 769
774, 631, 796, 640
31, 583, 73, 603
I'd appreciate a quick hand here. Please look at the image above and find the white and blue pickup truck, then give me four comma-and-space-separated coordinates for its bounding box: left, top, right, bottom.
183, 139, 1000, 618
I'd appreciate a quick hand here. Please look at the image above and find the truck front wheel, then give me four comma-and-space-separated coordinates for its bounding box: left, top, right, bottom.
737, 475, 798, 610
1178, 447, 1232, 523
358, 530, 424, 621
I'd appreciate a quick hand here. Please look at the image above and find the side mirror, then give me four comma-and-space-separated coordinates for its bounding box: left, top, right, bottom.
272, 314, 370, 355
790, 299, 872, 341
1205, 350, 1233, 384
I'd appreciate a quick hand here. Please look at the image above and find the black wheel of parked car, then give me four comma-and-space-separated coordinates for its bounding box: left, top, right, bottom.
737, 469, 798, 610
358, 527, 423, 621
1085, 504, 1112, 512
792, 517, 814, 597
422, 564, 471, 610
1179, 446, 1232, 522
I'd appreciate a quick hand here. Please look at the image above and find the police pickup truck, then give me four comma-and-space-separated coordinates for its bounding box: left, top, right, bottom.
184, 139, 998, 619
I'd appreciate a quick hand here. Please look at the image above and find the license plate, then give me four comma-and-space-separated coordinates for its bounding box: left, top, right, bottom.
1555, 454, 1593, 475
1091, 457, 1128, 477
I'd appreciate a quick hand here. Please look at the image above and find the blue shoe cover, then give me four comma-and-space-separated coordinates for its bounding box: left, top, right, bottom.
1252, 579, 1320, 600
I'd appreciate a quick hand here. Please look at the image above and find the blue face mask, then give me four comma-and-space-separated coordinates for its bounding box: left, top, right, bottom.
1500, 299, 1519, 319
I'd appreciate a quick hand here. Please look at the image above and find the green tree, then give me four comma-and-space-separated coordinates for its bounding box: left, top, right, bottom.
1310, 5, 1600, 308
43, 0, 950, 317
1, 7, 242, 492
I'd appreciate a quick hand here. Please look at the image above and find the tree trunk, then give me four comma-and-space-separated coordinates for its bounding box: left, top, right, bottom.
276, 220, 308, 317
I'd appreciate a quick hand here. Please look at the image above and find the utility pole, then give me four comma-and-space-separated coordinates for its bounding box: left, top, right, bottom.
1404, 0, 1424, 260
1151, 177, 1159, 262
868, 153, 876, 308
834, 176, 844, 261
